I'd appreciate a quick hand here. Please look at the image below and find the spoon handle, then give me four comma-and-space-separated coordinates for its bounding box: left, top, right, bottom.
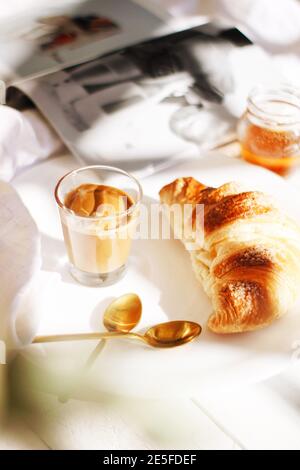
33, 331, 143, 344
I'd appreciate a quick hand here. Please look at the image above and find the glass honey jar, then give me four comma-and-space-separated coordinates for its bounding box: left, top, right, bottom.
237, 85, 300, 176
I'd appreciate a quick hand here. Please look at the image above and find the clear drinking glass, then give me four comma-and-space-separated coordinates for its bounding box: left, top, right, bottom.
55, 165, 142, 287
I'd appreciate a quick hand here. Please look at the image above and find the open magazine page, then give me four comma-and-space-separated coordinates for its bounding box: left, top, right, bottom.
17, 52, 196, 170
0, 0, 171, 85
16, 26, 247, 170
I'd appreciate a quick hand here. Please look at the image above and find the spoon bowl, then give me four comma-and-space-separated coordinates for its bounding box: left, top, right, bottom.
103, 293, 142, 332
144, 321, 202, 348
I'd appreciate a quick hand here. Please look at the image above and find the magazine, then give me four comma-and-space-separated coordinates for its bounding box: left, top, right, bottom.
0, 0, 204, 85
1, 1, 250, 171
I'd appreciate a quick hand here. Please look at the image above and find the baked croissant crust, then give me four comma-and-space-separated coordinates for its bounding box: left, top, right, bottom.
159, 177, 300, 334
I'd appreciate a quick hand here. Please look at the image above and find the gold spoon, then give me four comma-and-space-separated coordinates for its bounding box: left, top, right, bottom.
58, 293, 142, 402
33, 320, 202, 348
84, 292, 143, 365
103, 293, 142, 333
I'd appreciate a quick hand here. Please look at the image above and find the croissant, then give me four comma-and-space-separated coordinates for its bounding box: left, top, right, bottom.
159, 177, 300, 334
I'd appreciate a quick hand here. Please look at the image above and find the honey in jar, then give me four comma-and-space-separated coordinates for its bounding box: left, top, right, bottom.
238, 86, 300, 176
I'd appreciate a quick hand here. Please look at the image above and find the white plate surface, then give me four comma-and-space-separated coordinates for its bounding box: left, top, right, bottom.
13, 153, 300, 397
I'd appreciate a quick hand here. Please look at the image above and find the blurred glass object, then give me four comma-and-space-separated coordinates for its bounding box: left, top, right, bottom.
170, 102, 235, 149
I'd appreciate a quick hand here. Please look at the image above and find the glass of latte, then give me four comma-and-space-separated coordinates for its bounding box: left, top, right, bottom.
55, 165, 142, 287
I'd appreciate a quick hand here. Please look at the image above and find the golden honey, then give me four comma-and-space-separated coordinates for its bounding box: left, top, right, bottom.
238, 86, 300, 176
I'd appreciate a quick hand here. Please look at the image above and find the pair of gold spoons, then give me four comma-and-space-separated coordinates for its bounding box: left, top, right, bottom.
33, 293, 202, 348
33, 294, 202, 403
